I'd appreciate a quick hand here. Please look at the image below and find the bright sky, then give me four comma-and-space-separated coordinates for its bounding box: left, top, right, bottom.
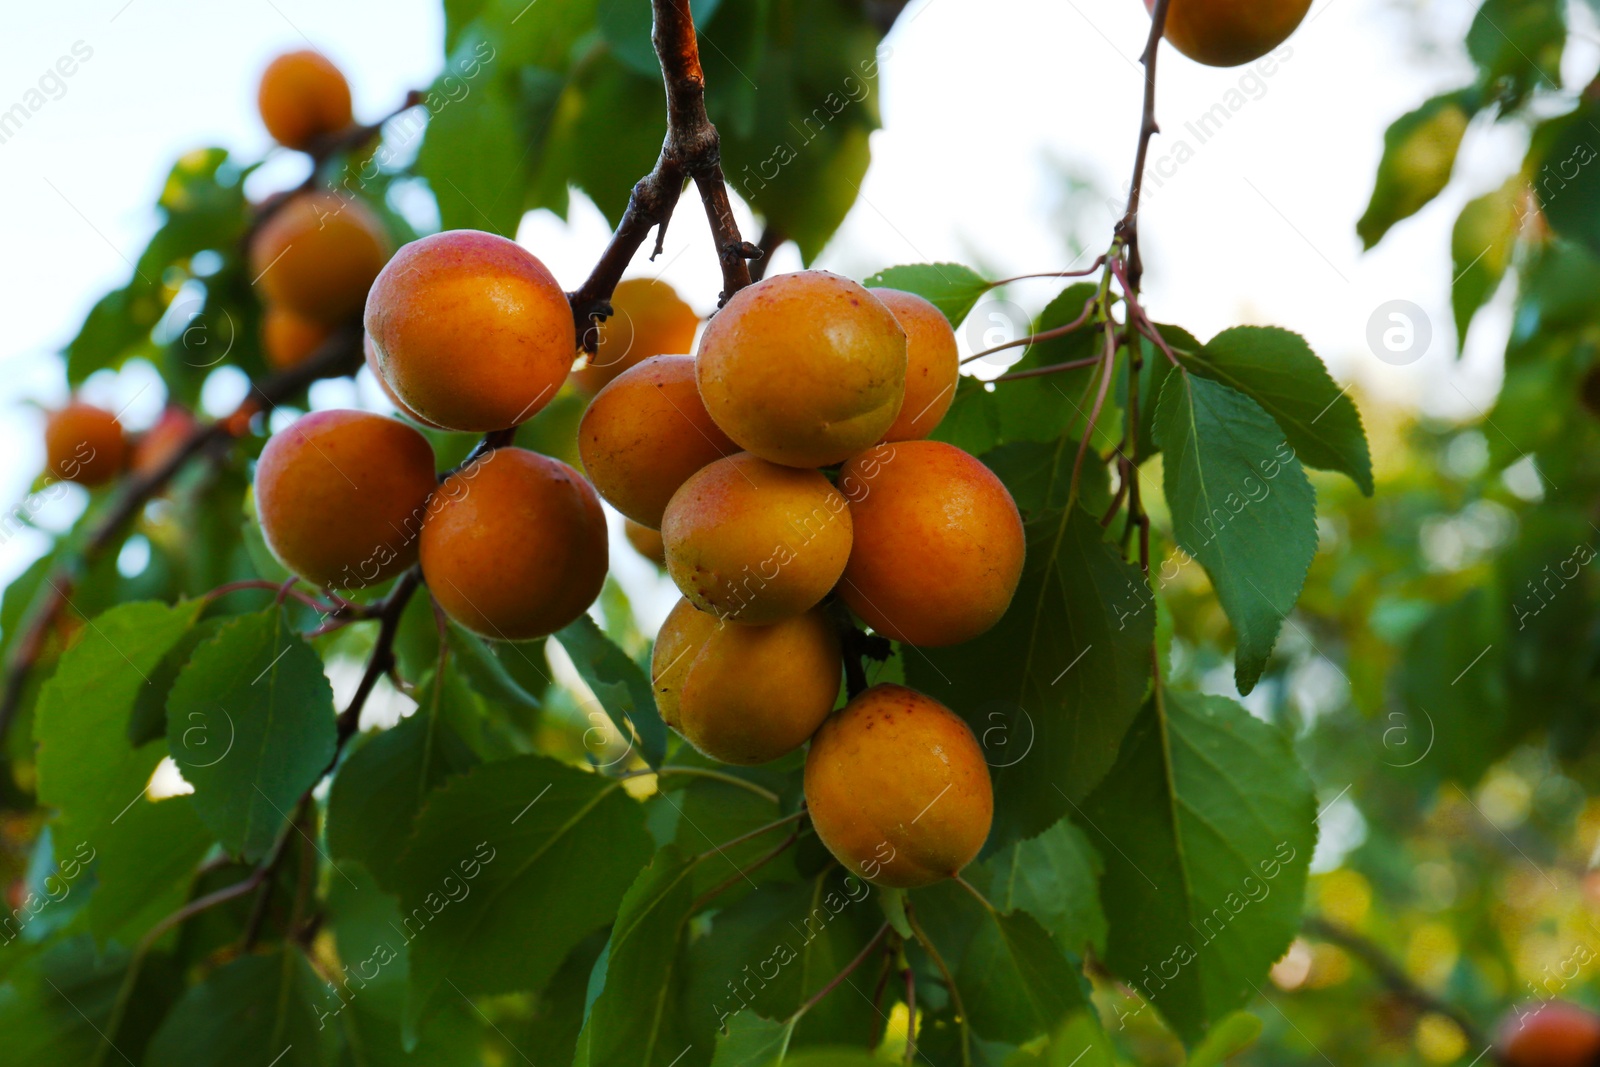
2, 0, 1590, 597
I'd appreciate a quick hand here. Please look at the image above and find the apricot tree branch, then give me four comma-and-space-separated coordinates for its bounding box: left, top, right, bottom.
1115, 0, 1173, 293
0, 327, 365, 749
334, 565, 422, 745
567, 0, 755, 350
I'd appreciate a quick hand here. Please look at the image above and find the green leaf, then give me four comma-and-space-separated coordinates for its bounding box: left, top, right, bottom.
980, 438, 1111, 524
1153, 372, 1318, 694
1357, 90, 1476, 248
710, 1013, 794, 1066
1186, 1010, 1264, 1067
955, 903, 1087, 1044
1396, 588, 1508, 784
84, 796, 213, 946
1532, 101, 1600, 259
395, 754, 652, 1031
527, 57, 665, 224
556, 614, 666, 768
1178, 326, 1373, 496
861, 264, 991, 327
34, 599, 205, 853
978, 818, 1107, 958
326, 670, 480, 890
584, 847, 713, 1067
907, 507, 1154, 847
447, 624, 544, 714
0, 936, 164, 1066
1467, 0, 1564, 103
416, 71, 526, 236
931, 378, 1002, 456
668, 775, 797, 901
166, 608, 337, 860
1451, 177, 1523, 343
144, 949, 334, 1067
1081, 691, 1316, 1046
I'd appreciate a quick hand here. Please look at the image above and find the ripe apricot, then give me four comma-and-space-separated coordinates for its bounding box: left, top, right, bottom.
696, 271, 907, 467
578, 355, 739, 528
1148, 0, 1309, 67
250, 192, 390, 325
869, 288, 959, 441
573, 278, 699, 394
651, 599, 840, 764
837, 441, 1023, 646
420, 448, 607, 640
805, 684, 992, 888
44, 402, 125, 487
261, 305, 331, 371
130, 406, 198, 477
257, 50, 353, 150
624, 520, 666, 566
1498, 1002, 1600, 1067
362, 333, 443, 429
254, 410, 437, 589
661, 453, 852, 625
365, 231, 575, 432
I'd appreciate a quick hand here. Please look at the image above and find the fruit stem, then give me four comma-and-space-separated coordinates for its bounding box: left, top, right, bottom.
784, 920, 892, 1026
908, 904, 972, 1067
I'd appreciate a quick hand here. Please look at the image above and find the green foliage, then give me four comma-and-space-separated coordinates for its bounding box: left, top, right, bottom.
1357, 90, 1477, 248
862, 263, 993, 326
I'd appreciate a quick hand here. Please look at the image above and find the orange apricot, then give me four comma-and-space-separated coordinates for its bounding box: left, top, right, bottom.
254, 409, 437, 589
1498, 1002, 1600, 1067
805, 684, 993, 888
362, 333, 444, 429
129, 406, 198, 478
261, 305, 331, 371
651, 599, 840, 764
44, 402, 125, 487
419, 448, 607, 640
250, 192, 390, 325
573, 278, 699, 394
696, 271, 907, 467
661, 453, 852, 625
257, 50, 353, 150
624, 520, 666, 566
837, 441, 1024, 647
869, 288, 959, 441
1148, 0, 1309, 67
365, 230, 575, 433
578, 355, 739, 528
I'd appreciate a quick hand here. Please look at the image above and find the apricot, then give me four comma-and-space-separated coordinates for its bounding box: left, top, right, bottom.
696, 271, 907, 467
836, 441, 1023, 646
130, 406, 198, 477
578, 355, 739, 528
1148, 0, 1310, 67
805, 684, 992, 888
250, 192, 390, 325
261, 305, 331, 371
365, 231, 575, 433
257, 50, 353, 150
420, 448, 607, 640
624, 520, 666, 566
44, 402, 125, 487
1498, 1002, 1600, 1067
363, 333, 444, 429
869, 288, 959, 441
573, 278, 699, 394
661, 453, 852, 625
254, 409, 437, 589
651, 599, 840, 764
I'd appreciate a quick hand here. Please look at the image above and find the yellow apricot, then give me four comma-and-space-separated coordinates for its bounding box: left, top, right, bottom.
696, 271, 907, 467
837, 441, 1024, 647
254, 410, 437, 589
250, 192, 390, 325
805, 684, 993, 888
869, 288, 959, 441
365, 231, 575, 433
363, 333, 444, 429
651, 599, 840, 765
257, 50, 353, 150
420, 448, 607, 640
1148, 0, 1309, 67
624, 520, 666, 566
578, 355, 739, 528
661, 453, 852, 625
44, 402, 125, 487
261, 306, 331, 371
573, 278, 699, 394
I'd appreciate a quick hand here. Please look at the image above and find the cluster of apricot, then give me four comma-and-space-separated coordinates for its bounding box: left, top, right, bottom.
579, 270, 1025, 887
42, 401, 197, 488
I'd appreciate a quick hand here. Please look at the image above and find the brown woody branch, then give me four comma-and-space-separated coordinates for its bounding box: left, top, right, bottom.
1114, 0, 1172, 294
567, 0, 756, 350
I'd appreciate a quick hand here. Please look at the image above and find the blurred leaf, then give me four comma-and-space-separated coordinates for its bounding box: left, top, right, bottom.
84, 796, 212, 947
416, 71, 526, 236
710, 1013, 793, 1066
862, 263, 991, 327
1467, 0, 1564, 104
1451, 177, 1523, 342
144, 949, 334, 1067
1153, 371, 1317, 694
1358, 89, 1476, 248
1082, 691, 1315, 1046
1531, 101, 1600, 259
1185, 1010, 1264, 1067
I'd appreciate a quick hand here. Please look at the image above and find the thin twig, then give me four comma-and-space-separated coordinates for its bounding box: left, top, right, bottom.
908, 906, 970, 1067
961, 294, 1098, 366
691, 829, 803, 912
1114, 0, 1173, 293
785, 922, 892, 1025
